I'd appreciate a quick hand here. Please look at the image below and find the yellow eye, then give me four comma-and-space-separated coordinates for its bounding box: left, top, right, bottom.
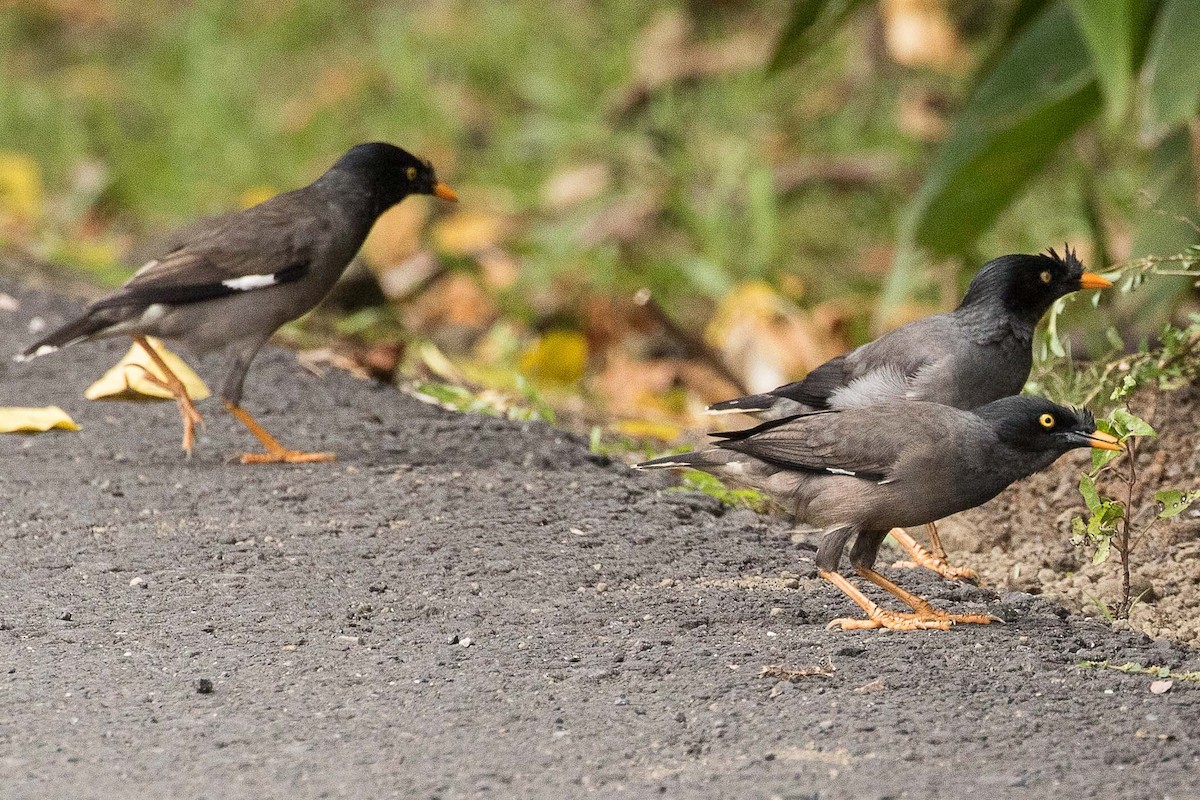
1039, 413, 1055, 429
1039, 270, 1052, 284
405, 166, 418, 181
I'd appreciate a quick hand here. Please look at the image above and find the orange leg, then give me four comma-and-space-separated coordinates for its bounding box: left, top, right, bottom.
889, 524, 978, 583
132, 335, 204, 457
855, 565, 995, 626
225, 402, 335, 465
820, 569, 952, 632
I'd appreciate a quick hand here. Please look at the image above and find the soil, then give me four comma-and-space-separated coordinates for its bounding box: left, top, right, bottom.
3, 276, 1200, 799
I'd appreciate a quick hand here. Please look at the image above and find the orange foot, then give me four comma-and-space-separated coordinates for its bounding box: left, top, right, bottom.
238, 449, 336, 465
889, 526, 978, 583
828, 608, 953, 632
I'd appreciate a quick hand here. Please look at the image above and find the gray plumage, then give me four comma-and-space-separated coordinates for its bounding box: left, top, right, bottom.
639, 396, 1116, 574
20, 142, 453, 407
707, 249, 1111, 419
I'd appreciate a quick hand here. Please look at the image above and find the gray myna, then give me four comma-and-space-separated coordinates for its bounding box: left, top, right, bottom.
17, 142, 457, 463
707, 248, 1111, 579
637, 396, 1122, 632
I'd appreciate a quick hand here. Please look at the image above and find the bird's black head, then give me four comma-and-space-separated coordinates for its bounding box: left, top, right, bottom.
958, 247, 1111, 323
327, 142, 457, 214
976, 395, 1121, 455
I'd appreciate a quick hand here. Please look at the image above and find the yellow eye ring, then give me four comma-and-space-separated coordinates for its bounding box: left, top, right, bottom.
1039, 413, 1055, 428
405, 166, 418, 180
1039, 270, 1052, 284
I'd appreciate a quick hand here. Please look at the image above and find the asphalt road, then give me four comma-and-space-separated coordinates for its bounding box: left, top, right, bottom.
2, 279, 1198, 799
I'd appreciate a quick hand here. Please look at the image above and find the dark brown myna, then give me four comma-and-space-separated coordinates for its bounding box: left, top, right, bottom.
706, 248, 1111, 580
637, 396, 1122, 632
17, 142, 457, 463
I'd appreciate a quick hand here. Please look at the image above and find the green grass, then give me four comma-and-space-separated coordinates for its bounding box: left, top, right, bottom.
0, 0, 1108, 336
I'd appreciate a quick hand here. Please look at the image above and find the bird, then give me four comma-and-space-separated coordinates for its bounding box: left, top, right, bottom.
637, 396, 1122, 632
17, 142, 457, 463
705, 248, 1112, 580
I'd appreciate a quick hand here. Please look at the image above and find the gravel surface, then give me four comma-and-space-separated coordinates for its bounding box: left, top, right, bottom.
3, 278, 1199, 799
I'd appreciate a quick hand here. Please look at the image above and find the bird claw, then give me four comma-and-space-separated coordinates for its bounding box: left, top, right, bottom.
827, 612, 952, 632
237, 450, 337, 465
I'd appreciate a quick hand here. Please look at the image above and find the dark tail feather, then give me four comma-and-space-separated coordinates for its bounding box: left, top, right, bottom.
705, 393, 778, 415
15, 313, 109, 362
634, 449, 725, 471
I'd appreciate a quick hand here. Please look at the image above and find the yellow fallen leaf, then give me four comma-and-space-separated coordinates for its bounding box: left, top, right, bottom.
0, 151, 43, 224
84, 337, 211, 402
519, 330, 588, 385
612, 419, 681, 442
0, 406, 79, 433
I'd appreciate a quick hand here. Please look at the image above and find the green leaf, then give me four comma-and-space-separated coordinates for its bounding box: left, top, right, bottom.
769, 0, 869, 73
1157, 489, 1200, 518
1111, 407, 1157, 438
1071, 516, 1087, 541
1068, 0, 1136, 123
884, 4, 1102, 309
1093, 536, 1111, 565
1139, 0, 1200, 142
1079, 472, 1103, 514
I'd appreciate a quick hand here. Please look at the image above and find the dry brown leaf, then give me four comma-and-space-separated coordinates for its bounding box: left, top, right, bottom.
592, 353, 679, 418
881, 0, 967, 71
897, 87, 951, 141
705, 282, 832, 393
362, 199, 431, 270
432, 210, 509, 256
477, 248, 520, 290
84, 337, 210, 402
0, 406, 79, 434
375, 251, 444, 302
402, 273, 498, 338
541, 163, 612, 209
614, 11, 773, 116
580, 193, 664, 247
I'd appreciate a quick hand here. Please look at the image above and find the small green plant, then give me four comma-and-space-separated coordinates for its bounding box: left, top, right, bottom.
1078, 661, 1200, 683
1072, 401, 1198, 620
407, 378, 555, 423
672, 470, 773, 514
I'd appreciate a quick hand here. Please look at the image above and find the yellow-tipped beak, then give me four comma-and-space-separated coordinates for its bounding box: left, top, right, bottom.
1079, 272, 1113, 290
433, 182, 458, 202
1087, 430, 1123, 451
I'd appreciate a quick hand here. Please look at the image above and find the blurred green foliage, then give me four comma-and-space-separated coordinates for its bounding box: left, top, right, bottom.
1, 0, 1196, 353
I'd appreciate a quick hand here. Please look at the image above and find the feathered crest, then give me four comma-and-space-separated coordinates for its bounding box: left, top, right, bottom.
1043, 243, 1083, 274
1071, 405, 1096, 430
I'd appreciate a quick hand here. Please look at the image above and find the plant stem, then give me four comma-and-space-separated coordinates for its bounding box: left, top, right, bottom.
1116, 438, 1138, 620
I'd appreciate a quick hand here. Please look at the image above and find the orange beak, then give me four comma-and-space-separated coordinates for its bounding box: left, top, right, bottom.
433, 182, 458, 202
1086, 430, 1123, 451
1079, 272, 1113, 290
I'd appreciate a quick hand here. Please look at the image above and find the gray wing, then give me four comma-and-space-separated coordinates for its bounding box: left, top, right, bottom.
91, 192, 327, 312
830, 313, 963, 407
714, 405, 955, 482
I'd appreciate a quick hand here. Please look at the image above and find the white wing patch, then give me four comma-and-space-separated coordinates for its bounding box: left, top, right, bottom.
824, 467, 857, 476
828, 364, 914, 408
221, 273, 279, 291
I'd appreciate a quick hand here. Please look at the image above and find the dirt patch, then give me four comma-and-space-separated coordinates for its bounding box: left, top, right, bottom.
3, 277, 1200, 799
